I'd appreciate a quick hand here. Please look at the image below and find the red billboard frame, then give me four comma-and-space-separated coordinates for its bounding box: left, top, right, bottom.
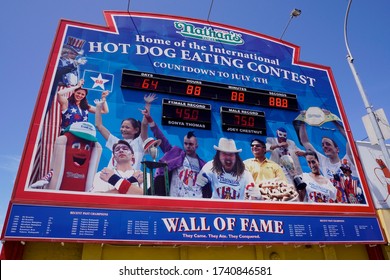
4, 11, 379, 223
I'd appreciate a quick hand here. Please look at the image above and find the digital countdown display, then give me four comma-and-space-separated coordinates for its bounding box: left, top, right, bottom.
220, 106, 266, 135
162, 98, 212, 130
121, 69, 299, 111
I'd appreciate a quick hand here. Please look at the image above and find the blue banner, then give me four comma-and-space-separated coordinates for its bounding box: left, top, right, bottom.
5, 204, 383, 243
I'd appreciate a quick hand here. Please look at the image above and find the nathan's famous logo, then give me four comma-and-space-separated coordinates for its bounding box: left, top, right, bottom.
174, 21, 244, 45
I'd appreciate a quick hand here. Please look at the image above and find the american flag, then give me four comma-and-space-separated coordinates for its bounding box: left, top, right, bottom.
29, 86, 71, 184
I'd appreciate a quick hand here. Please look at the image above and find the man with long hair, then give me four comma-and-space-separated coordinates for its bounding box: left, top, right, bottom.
195, 138, 260, 200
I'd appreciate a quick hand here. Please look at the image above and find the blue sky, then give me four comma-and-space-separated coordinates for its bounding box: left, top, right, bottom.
0, 0, 389, 241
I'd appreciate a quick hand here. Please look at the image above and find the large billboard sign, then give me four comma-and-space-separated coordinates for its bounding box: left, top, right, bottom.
1, 12, 384, 244
355, 141, 390, 209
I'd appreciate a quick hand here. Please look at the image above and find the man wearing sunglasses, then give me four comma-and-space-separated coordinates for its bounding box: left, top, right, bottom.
245, 139, 288, 188
244, 139, 302, 202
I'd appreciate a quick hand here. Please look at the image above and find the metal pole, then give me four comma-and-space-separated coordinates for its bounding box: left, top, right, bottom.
207, 0, 214, 21
280, 16, 293, 40
344, 0, 390, 169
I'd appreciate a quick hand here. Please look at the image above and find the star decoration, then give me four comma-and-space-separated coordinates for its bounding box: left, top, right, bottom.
91, 73, 109, 90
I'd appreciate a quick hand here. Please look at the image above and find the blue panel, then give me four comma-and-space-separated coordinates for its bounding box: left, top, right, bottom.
5, 204, 384, 243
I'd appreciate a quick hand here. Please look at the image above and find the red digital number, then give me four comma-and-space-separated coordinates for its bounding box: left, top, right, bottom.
233, 115, 255, 127
231, 91, 245, 102
234, 115, 240, 125
186, 85, 202, 96
141, 78, 158, 90
269, 97, 288, 108
175, 107, 183, 118
176, 108, 199, 121
247, 116, 255, 127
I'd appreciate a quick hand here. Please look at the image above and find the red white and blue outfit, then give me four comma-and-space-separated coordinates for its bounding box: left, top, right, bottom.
60, 103, 88, 133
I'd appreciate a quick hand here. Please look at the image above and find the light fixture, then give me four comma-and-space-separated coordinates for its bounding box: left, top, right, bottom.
291, 9, 302, 17
280, 8, 302, 40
